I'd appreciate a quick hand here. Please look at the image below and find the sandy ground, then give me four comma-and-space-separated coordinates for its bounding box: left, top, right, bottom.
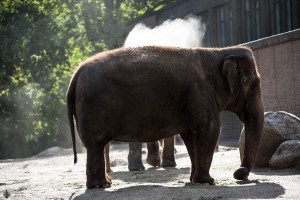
0, 143, 299, 200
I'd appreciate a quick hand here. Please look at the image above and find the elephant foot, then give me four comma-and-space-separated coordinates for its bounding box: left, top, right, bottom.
192, 174, 215, 185
128, 152, 145, 171
128, 162, 145, 171
146, 155, 161, 167
233, 167, 249, 181
162, 159, 176, 168
86, 176, 112, 189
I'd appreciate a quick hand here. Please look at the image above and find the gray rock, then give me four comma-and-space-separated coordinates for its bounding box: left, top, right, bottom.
239, 111, 300, 167
263, 111, 300, 140
269, 140, 300, 169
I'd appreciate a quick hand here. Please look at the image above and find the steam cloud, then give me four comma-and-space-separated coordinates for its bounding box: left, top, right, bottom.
124, 16, 206, 48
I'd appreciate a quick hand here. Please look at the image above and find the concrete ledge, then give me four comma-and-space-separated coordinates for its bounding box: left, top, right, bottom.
243, 29, 300, 50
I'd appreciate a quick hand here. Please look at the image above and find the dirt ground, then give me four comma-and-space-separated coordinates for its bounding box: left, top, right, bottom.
0, 143, 299, 200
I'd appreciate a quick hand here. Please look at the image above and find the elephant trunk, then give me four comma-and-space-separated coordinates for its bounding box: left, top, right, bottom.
234, 95, 264, 180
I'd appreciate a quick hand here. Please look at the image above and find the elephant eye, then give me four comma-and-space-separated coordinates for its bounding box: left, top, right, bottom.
249, 78, 260, 95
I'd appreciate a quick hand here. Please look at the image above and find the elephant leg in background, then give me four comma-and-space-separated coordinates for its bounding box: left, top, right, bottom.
162, 136, 176, 167
128, 142, 145, 171
86, 141, 111, 189
129, 137, 176, 170
180, 131, 195, 182
146, 141, 161, 167
104, 143, 112, 172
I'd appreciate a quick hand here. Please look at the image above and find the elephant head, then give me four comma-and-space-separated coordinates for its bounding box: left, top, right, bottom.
222, 52, 264, 180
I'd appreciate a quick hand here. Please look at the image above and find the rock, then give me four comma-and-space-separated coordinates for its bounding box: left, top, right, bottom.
239, 111, 300, 167
3, 190, 10, 198
269, 140, 300, 169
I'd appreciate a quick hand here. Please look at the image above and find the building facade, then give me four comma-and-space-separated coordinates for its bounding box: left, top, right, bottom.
136, 0, 300, 47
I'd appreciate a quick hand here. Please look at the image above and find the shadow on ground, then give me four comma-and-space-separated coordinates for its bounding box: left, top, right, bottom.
70, 157, 287, 200
253, 167, 300, 176
72, 181, 285, 200
109, 167, 190, 184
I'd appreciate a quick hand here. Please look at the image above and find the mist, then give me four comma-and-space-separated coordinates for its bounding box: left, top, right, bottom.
124, 16, 206, 48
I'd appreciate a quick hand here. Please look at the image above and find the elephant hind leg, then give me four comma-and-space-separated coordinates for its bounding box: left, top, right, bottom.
105, 143, 113, 173
86, 141, 111, 189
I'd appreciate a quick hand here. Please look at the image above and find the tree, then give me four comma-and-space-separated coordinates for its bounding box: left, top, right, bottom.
0, 0, 179, 159
81, 0, 178, 51
0, 0, 88, 158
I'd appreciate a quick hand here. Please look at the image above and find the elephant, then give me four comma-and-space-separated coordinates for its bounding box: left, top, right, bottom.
105, 137, 176, 172
66, 45, 264, 189
130, 137, 177, 171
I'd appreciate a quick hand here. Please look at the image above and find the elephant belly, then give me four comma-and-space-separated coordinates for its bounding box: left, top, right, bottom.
113, 129, 180, 143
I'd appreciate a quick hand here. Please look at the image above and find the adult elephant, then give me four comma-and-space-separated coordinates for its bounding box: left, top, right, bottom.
67, 45, 264, 189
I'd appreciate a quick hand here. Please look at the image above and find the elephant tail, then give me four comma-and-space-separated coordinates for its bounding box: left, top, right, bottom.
66, 68, 81, 164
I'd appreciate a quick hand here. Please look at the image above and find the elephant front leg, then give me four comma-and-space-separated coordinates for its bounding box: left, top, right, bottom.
192, 123, 220, 185
86, 141, 111, 189
180, 131, 195, 182
128, 142, 145, 171
162, 136, 176, 168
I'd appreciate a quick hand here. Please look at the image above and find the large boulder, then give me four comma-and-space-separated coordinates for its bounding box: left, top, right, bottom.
269, 140, 300, 169
239, 111, 300, 167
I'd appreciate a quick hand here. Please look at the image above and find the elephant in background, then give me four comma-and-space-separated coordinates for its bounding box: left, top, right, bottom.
67, 45, 264, 189
128, 136, 176, 171
105, 136, 176, 172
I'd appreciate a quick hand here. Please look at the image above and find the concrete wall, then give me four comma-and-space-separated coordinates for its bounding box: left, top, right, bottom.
248, 29, 300, 117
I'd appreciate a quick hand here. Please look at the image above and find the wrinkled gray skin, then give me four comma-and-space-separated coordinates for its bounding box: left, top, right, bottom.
67, 46, 264, 189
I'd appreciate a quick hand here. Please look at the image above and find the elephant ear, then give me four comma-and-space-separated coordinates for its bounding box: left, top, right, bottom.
222, 56, 242, 94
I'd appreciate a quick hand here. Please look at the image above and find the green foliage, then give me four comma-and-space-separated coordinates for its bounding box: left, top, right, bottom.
121, 0, 178, 19
0, 0, 177, 159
